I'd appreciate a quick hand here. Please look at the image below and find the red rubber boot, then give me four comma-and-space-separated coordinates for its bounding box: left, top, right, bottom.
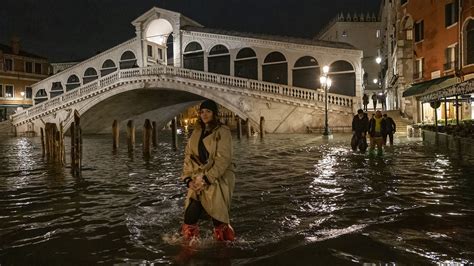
213, 224, 235, 241
181, 224, 200, 241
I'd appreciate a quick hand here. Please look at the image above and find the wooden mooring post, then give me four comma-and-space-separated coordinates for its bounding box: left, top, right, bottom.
44, 122, 65, 164
246, 118, 251, 138
259, 116, 265, 139
152, 121, 157, 147
143, 119, 152, 156
40, 127, 45, 157
127, 120, 135, 152
70, 110, 82, 175
171, 117, 178, 150
112, 120, 119, 150
236, 116, 242, 140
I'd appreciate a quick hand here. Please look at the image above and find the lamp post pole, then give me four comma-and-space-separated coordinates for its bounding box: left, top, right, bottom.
320, 66, 332, 137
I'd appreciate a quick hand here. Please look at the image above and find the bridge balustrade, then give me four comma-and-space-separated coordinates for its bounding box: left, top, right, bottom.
12, 64, 355, 125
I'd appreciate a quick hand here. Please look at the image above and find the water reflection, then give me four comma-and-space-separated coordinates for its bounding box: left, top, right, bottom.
0, 134, 473, 264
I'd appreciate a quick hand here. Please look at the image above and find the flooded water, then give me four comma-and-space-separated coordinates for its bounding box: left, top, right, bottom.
1, 133, 473, 265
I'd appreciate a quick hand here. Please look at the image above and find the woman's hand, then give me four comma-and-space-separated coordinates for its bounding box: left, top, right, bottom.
189, 175, 206, 193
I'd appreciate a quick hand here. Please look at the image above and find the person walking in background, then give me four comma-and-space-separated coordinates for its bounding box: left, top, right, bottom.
362, 93, 369, 111
381, 93, 387, 111
371, 93, 378, 111
368, 110, 387, 155
383, 114, 396, 146
180, 99, 236, 243
351, 109, 369, 152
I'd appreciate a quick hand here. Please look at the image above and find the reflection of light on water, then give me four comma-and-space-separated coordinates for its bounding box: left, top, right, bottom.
11, 138, 36, 189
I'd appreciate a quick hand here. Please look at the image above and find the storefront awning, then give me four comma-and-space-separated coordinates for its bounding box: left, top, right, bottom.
402, 75, 455, 97
419, 78, 474, 102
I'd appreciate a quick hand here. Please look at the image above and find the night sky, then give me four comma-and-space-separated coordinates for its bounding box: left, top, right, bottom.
0, 0, 380, 62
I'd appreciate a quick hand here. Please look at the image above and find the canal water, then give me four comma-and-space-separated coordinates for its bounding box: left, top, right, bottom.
0, 133, 473, 265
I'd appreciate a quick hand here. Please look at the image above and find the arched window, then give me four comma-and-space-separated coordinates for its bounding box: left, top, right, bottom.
34, 89, 48, 105
235, 48, 258, 80
119, 51, 137, 69
292, 56, 319, 89
50, 82, 64, 98
208, 44, 230, 75
466, 20, 474, 65
66, 74, 80, 91
83, 67, 98, 84
183, 42, 204, 71
101, 59, 117, 77
262, 52, 287, 85
328, 60, 356, 96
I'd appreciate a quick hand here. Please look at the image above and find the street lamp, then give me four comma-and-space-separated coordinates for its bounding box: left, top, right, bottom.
375, 56, 382, 64
320, 65, 332, 136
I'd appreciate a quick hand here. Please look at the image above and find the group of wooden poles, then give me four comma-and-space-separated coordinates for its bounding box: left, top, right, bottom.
235, 116, 265, 139
40, 110, 82, 176
111, 117, 179, 156
38, 113, 266, 175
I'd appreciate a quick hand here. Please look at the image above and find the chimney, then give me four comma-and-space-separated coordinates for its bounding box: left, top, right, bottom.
11, 37, 20, 55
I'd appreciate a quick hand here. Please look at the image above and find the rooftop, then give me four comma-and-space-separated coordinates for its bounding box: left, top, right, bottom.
182, 26, 358, 50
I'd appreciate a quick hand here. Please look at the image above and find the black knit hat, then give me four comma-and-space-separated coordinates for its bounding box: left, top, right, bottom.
199, 99, 218, 114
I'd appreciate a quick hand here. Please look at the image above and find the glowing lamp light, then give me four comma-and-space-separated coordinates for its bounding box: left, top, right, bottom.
373, 78, 378, 84
376, 56, 382, 64
322, 65, 330, 74
320, 76, 327, 85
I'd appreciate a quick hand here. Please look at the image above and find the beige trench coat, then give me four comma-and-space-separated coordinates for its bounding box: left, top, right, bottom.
181, 124, 235, 224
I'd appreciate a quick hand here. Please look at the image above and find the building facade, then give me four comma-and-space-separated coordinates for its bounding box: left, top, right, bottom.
0, 38, 51, 121
382, 0, 474, 123
317, 12, 384, 108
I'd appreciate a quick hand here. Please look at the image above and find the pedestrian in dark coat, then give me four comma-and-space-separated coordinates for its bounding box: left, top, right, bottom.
383, 114, 396, 146
371, 93, 378, 111
362, 94, 369, 111
351, 109, 369, 152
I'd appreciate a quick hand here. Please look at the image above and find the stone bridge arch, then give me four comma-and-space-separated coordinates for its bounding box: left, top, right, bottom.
59, 80, 254, 134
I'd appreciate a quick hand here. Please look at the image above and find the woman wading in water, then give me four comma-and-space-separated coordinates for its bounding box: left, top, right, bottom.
180, 99, 236, 242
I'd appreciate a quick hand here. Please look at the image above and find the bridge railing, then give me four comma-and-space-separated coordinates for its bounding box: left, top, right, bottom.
12, 64, 355, 124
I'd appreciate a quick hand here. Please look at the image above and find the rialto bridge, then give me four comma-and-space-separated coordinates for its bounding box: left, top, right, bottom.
11, 7, 363, 134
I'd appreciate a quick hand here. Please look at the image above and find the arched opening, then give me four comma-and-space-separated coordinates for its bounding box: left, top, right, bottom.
183, 42, 204, 71
145, 19, 173, 66
50, 82, 64, 98
166, 34, 174, 65
34, 89, 48, 105
83, 67, 99, 84
465, 19, 474, 65
145, 18, 173, 45
262, 52, 288, 85
208, 44, 230, 75
120, 51, 138, 69
328, 60, 356, 96
292, 56, 320, 89
101, 59, 117, 77
66, 75, 80, 91
235, 48, 258, 80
